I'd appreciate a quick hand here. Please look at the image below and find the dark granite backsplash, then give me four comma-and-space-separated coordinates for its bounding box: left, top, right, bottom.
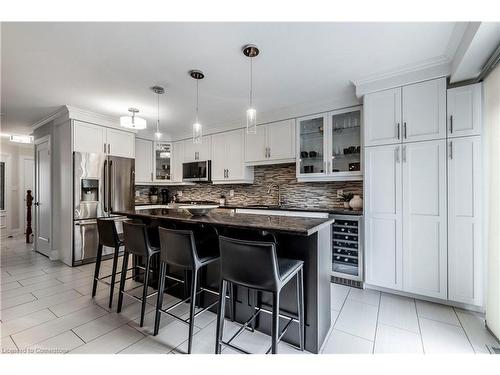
136, 163, 363, 209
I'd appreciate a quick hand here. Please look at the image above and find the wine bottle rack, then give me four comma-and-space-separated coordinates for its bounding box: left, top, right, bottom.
331, 214, 363, 284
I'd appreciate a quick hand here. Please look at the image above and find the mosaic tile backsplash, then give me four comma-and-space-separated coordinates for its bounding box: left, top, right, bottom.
136, 163, 363, 209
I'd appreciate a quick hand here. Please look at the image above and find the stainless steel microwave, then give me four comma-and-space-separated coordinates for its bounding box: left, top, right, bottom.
182, 160, 211, 182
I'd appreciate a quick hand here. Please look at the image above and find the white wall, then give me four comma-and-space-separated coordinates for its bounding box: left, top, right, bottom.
485, 63, 500, 340
0, 138, 34, 236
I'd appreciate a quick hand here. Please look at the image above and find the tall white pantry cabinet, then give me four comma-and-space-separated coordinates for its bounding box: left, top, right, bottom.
364, 78, 483, 307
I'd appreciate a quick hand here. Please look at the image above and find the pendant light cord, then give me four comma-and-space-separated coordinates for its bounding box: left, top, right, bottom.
196, 78, 199, 123
250, 57, 253, 108
156, 93, 160, 132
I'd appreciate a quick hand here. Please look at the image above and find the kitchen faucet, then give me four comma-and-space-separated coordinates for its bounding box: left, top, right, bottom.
267, 183, 283, 207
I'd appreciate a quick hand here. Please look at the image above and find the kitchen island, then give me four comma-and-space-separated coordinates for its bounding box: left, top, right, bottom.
114, 207, 334, 353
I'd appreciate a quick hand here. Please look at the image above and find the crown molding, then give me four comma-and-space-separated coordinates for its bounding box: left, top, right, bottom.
353, 56, 451, 97
31, 105, 137, 133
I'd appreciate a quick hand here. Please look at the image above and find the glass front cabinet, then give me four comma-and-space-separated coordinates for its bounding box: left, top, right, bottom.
296, 106, 362, 181
153, 142, 172, 182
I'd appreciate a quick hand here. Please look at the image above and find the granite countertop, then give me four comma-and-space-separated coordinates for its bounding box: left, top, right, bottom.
114, 208, 334, 236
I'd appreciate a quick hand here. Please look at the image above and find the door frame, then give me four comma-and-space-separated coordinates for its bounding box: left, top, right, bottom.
34, 135, 52, 256
0, 152, 11, 236
19, 154, 35, 234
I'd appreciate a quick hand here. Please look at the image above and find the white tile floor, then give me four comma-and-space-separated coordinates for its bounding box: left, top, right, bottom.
1, 235, 498, 354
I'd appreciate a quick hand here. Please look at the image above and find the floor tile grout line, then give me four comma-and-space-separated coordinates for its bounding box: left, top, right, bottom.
371, 291, 382, 354
413, 298, 426, 354
332, 327, 375, 344
9, 334, 20, 351
452, 306, 476, 354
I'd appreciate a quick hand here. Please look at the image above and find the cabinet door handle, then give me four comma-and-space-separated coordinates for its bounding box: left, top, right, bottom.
403, 122, 407, 139
226, 169, 229, 179
104, 143, 106, 153
224, 169, 226, 178
395, 146, 400, 163
107, 143, 110, 154
450, 115, 453, 134
450, 141, 453, 159
268, 147, 271, 158
397, 123, 400, 140
402, 145, 406, 163
151, 172, 153, 181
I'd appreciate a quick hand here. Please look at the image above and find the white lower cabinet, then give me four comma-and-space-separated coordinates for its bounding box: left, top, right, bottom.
447, 136, 482, 305
364, 144, 403, 290
402, 140, 447, 299
212, 129, 253, 184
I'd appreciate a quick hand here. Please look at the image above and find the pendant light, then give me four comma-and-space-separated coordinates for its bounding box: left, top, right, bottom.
120, 108, 146, 130
190, 70, 204, 144
243, 44, 259, 134
151, 86, 165, 139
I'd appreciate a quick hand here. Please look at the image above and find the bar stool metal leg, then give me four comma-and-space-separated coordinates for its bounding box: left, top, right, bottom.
215, 280, 227, 354
154, 262, 167, 335
117, 252, 129, 313
140, 256, 151, 327
297, 268, 305, 351
271, 292, 280, 354
92, 243, 103, 298
187, 268, 198, 354
108, 244, 121, 308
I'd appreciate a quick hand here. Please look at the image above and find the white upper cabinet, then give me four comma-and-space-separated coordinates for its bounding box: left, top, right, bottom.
364, 87, 402, 147
106, 128, 135, 158
183, 136, 212, 162
364, 78, 446, 146
73, 121, 106, 154
245, 119, 295, 165
135, 138, 153, 183
402, 139, 447, 299
447, 83, 482, 138
171, 141, 184, 183
402, 78, 446, 143
73, 120, 135, 158
297, 107, 362, 182
448, 136, 482, 306
212, 129, 253, 184
364, 144, 403, 290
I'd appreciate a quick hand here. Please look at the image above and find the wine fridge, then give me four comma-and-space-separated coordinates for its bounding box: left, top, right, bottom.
331, 214, 363, 287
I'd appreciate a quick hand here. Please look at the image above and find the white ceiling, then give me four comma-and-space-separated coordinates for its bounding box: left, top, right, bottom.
1, 22, 462, 139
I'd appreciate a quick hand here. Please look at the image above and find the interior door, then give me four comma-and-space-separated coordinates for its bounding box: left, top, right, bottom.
402, 140, 447, 299
267, 120, 295, 161
364, 87, 402, 147
402, 78, 446, 142
35, 138, 51, 257
364, 144, 403, 290
448, 136, 482, 305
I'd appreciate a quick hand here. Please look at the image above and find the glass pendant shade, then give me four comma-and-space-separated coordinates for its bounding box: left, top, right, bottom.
193, 121, 202, 144
246, 107, 257, 134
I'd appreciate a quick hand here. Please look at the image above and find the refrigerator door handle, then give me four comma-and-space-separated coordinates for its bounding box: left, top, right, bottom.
103, 159, 108, 213
108, 160, 113, 212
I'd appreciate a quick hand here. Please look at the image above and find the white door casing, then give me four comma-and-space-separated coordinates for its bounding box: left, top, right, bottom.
364, 144, 403, 290
34, 136, 52, 257
21, 157, 35, 233
402, 139, 447, 299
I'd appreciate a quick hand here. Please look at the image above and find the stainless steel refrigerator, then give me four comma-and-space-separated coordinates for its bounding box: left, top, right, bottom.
73, 152, 134, 265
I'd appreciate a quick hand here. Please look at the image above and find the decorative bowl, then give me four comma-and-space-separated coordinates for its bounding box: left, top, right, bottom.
178, 204, 219, 216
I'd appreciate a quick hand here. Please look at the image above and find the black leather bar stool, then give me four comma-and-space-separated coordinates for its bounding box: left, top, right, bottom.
92, 218, 124, 308
117, 221, 160, 327
154, 226, 220, 354
215, 236, 305, 354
